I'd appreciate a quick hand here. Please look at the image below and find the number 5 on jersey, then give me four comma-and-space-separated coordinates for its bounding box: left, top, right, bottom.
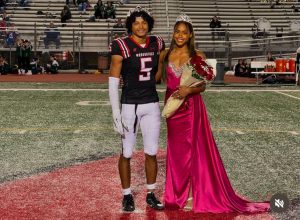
139, 57, 152, 81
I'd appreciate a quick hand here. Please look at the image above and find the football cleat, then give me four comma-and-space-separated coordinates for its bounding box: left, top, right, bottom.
122, 194, 135, 212
146, 192, 164, 210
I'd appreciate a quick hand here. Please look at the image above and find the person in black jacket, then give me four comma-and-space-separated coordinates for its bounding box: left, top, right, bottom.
61, 5, 72, 27
209, 16, 222, 40
235, 59, 250, 77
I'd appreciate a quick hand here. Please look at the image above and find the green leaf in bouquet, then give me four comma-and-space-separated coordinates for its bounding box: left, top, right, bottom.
192, 71, 205, 80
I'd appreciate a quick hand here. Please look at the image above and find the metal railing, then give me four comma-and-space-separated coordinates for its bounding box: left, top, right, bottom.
3, 23, 300, 71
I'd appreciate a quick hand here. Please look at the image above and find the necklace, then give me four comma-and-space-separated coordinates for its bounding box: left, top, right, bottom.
169, 62, 183, 78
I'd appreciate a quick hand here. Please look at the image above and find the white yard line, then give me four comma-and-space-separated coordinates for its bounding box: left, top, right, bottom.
73, 130, 82, 134
274, 91, 300, 100
0, 127, 298, 134
18, 130, 27, 134
235, 130, 245, 135
215, 127, 299, 135
0, 88, 300, 92
76, 101, 110, 106
0, 89, 102, 91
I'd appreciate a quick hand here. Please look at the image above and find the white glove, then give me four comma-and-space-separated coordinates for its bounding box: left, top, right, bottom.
109, 77, 128, 136
112, 109, 128, 136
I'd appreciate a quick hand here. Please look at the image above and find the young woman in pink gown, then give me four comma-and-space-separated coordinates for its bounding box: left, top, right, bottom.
156, 15, 270, 213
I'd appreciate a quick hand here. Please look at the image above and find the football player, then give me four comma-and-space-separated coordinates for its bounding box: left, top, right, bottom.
109, 6, 165, 212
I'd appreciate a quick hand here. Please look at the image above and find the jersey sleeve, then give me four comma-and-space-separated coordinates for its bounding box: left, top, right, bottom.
155, 35, 165, 52
109, 39, 123, 57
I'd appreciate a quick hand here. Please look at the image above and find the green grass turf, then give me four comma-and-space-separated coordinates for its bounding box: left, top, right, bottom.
0, 84, 299, 203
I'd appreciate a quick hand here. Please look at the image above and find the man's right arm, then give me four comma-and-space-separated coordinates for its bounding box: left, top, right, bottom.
109, 55, 122, 78
109, 54, 128, 136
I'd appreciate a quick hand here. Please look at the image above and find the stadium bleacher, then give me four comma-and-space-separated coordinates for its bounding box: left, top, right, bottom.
3, 0, 151, 52
1, 0, 300, 67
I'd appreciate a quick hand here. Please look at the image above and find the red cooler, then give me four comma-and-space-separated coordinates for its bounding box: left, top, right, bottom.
289, 58, 295, 72
276, 59, 283, 72
282, 59, 287, 72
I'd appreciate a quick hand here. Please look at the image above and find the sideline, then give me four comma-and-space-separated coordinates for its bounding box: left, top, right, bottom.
0, 88, 300, 92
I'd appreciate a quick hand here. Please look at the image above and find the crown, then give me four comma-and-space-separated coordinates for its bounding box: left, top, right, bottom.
127, 5, 151, 17
175, 14, 192, 25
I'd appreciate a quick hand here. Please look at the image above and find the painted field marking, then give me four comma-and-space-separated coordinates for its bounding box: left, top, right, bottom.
73, 130, 82, 134
18, 130, 27, 134
0, 89, 102, 91
236, 130, 245, 135
274, 91, 300, 100
76, 101, 110, 106
0, 88, 300, 92
0, 127, 104, 133
75, 100, 165, 106
0, 126, 298, 135
214, 127, 300, 135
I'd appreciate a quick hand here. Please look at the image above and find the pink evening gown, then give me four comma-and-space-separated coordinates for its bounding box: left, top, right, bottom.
164, 63, 270, 213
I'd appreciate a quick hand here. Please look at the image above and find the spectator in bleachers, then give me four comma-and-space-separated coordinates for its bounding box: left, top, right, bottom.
252, 26, 263, 39
119, 0, 128, 4
1, 11, 11, 22
209, 16, 222, 40
5, 25, 18, 47
30, 57, 43, 75
113, 18, 124, 28
94, 0, 105, 19
252, 17, 271, 39
291, 4, 299, 13
16, 39, 24, 74
113, 18, 125, 38
105, 1, 116, 19
44, 21, 61, 49
77, 0, 88, 13
61, 5, 72, 27
266, 51, 275, 61
18, 0, 28, 7
86, 13, 96, 22
45, 55, 59, 74
270, 0, 281, 9
0, 20, 6, 36
1, 11, 12, 34
276, 27, 283, 38
0, 0, 6, 13
45, 11, 56, 19
234, 59, 250, 77
0, 55, 9, 75
22, 39, 32, 73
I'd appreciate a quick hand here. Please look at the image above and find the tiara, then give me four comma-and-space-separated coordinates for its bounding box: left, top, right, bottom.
175, 14, 192, 25
127, 5, 151, 17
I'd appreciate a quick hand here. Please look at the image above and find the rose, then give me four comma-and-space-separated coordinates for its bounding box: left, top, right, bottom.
190, 55, 214, 82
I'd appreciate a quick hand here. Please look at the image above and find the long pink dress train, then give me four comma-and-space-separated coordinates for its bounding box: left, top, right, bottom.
164, 64, 270, 213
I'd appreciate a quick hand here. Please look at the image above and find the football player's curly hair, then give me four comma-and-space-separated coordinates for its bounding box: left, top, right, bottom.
125, 11, 154, 35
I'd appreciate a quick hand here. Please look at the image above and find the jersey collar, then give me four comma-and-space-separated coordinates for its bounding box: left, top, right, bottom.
129, 36, 150, 49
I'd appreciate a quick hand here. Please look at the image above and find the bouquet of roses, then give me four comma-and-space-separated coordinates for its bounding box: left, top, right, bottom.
162, 55, 215, 118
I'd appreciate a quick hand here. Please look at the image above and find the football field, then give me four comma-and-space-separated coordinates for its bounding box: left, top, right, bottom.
0, 82, 299, 219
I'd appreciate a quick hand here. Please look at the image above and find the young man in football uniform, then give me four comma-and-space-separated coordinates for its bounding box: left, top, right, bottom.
109, 6, 165, 212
